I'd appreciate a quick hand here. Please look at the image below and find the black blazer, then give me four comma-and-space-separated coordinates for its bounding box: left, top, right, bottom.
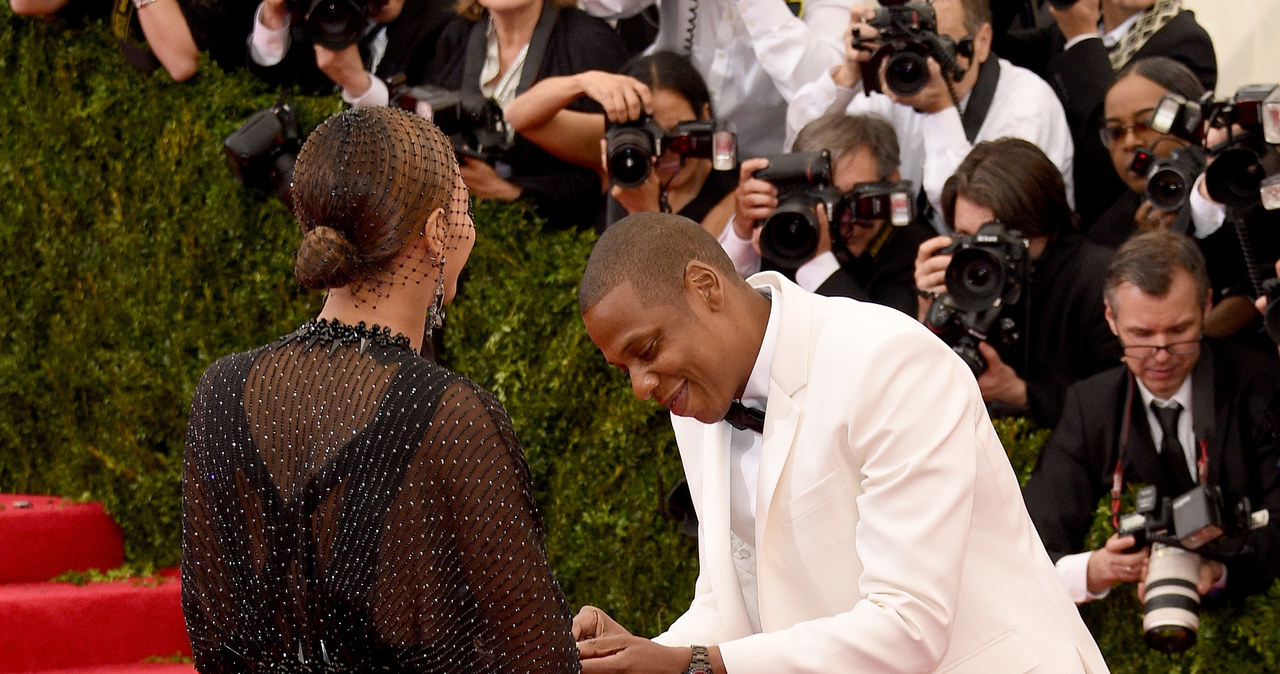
816, 219, 935, 318
1023, 340, 1280, 597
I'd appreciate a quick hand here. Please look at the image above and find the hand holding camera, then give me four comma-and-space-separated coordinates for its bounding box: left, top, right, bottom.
1046, 0, 1100, 43
846, 0, 967, 112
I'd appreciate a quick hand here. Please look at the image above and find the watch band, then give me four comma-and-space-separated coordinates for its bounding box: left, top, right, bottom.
685, 644, 712, 674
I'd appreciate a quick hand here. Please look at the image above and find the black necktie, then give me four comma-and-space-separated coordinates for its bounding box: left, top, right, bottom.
1151, 401, 1195, 494
724, 400, 765, 434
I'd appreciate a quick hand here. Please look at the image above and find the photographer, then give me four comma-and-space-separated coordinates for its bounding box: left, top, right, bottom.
913, 138, 1118, 429
1023, 230, 1280, 605
786, 0, 1074, 230
248, 0, 450, 101
721, 112, 933, 317
995, 0, 1216, 224
412, 0, 628, 229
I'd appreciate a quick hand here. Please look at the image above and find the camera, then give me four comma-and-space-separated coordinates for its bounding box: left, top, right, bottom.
834, 180, 915, 228
224, 101, 302, 204
392, 83, 515, 167
1117, 483, 1270, 653
754, 151, 843, 268
291, 0, 370, 50
1150, 84, 1280, 210
604, 117, 736, 188
923, 222, 1028, 376
853, 0, 966, 97
1145, 145, 1208, 212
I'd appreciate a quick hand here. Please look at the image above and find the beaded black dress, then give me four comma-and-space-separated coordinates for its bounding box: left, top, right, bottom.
181, 319, 581, 673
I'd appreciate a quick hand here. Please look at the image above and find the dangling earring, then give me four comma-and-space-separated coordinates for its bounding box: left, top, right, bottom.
427, 260, 446, 333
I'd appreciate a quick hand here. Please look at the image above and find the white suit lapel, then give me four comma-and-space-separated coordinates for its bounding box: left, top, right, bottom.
697, 420, 755, 636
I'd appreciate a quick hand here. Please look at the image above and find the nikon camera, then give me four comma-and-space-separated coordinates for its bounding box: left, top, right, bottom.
604, 116, 736, 188
223, 101, 302, 205
853, 0, 967, 97
392, 83, 515, 168
924, 222, 1027, 376
1118, 483, 1270, 653
291, 0, 372, 50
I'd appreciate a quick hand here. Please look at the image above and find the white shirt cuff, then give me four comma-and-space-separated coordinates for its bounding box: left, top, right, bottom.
795, 251, 840, 292
1057, 551, 1110, 604
342, 74, 388, 108
249, 2, 290, 67
1062, 33, 1101, 52
1189, 173, 1226, 239
718, 216, 762, 278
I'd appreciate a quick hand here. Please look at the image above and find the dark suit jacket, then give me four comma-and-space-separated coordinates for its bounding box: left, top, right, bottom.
420, 9, 628, 229
997, 9, 1217, 224
816, 219, 935, 318
1023, 340, 1280, 597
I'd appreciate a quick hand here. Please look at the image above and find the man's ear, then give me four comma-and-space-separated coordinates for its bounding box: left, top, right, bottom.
1104, 299, 1120, 337
973, 22, 993, 65
684, 260, 724, 310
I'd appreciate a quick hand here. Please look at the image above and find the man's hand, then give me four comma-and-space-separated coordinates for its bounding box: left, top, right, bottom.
579, 636, 697, 674
460, 157, 523, 202
733, 157, 778, 239
913, 234, 953, 320
975, 342, 1027, 406
314, 43, 371, 98
572, 605, 629, 642
1086, 534, 1150, 595
1134, 199, 1178, 233
1138, 557, 1225, 601
1049, 0, 1101, 42
833, 4, 879, 88
885, 57, 955, 114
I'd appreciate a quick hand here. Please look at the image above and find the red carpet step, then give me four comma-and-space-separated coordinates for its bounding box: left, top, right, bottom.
0, 494, 124, 584
0, 571, 190, 672
31, 665, 196, 674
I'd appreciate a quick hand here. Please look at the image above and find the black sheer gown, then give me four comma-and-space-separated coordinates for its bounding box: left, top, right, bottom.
181, 319, 581, 673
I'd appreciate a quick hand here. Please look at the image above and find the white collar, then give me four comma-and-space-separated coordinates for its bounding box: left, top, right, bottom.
740, 287, 779, 411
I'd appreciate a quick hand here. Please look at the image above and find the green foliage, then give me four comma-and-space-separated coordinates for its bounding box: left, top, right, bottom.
1, 8, 1275, 664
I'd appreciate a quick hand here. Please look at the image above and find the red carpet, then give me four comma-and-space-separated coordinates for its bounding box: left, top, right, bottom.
0, 494, 194, 674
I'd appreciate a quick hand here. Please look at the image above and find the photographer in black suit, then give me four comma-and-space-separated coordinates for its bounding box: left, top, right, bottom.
1023, 229, 1280, 604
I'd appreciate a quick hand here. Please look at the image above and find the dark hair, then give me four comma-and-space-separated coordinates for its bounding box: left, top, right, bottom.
579, 212, 741, 314
791, 113, 900, 181
941, 137, 1076, 238
455, 0, 577, 22
291, 107, 459, 290
1104, 229, 1210, 308
620, 50, 714, 120
1114, 56, 1206, 101
956, 0, 992, 35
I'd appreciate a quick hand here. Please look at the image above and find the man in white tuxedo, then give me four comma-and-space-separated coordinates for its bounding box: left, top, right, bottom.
574, 211, 1108, 673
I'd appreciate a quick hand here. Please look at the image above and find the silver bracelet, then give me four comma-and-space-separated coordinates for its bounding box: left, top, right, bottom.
133, 0, 160, 9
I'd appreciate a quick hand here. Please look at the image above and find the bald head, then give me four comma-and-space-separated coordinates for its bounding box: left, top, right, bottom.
579, 212, 743, 314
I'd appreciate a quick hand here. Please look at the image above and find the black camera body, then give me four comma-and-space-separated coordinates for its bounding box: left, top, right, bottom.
604, 117, 732, 188
854, 0, 965, 97
1117, 483, 1270, 653
755, 151, 843, 268
224, 102, 302, 204
1145, 144, 1207, 212
923, 222, 1027, 376
838, 180, 916, 228
393, 84, 514, 167
1151, 84, 1280, 210
290, 0, 371, 50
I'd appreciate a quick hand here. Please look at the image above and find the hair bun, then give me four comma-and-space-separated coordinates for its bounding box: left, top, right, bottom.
295, 225, 360, 290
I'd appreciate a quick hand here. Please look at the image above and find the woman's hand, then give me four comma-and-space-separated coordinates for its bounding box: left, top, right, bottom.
574, 71, 653, 124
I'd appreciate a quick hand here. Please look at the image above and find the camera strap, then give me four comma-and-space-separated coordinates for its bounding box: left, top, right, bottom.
960, 58, 1000, 144
461, 3, 562, 99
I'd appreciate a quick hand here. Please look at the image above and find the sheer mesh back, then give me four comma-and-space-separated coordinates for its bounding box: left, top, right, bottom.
182, 321, 580, 673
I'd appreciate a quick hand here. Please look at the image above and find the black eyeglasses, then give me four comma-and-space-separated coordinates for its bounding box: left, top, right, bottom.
1120, 338, 1201, 361
1100, 114, 1156, 146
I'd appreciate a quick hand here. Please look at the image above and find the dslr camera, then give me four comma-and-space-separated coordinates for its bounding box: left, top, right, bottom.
754, 151, 843, 268
1149, 84, 1280, 210
1144, 144, 1208, 212
224, 101, 303, 204
392, 83, 515, 168
290, 0, 372, 50
853, 0, 967, 97
1117, 483, 1270, 653
923, 222, 1027, 376
604, 117, 736, 188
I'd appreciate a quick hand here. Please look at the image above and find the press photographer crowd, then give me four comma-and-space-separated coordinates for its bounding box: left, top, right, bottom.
10, 0, 1280, 669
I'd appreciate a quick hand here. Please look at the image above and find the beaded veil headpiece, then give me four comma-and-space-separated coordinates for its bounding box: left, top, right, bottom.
290, 107, 474, 327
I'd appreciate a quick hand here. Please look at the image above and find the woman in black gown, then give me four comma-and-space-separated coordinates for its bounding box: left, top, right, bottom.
181, 106, 580, 673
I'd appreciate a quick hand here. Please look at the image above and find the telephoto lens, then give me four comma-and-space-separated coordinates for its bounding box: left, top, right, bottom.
1142, 544, 1202, 653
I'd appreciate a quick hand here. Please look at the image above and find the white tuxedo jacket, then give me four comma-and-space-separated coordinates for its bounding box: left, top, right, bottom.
653, 273, 1108, 673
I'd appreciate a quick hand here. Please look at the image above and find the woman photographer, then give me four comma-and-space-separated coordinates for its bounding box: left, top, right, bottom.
181, 107, 580, 672
414, 0, 627, 230
912, 137, 1119, 429
505, 51, 737, 233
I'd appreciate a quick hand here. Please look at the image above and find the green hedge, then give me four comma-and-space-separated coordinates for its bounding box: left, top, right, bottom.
0, 10, 1276, 670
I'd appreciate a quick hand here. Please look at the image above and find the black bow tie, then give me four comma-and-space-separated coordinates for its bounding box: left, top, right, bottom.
724, 400, 765, 434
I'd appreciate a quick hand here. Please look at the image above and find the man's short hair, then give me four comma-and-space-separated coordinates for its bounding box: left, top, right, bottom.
791, 113, 900, 181
1104, 230, 1211, 307
579, 212, 741, 314
949, 0, 992, 36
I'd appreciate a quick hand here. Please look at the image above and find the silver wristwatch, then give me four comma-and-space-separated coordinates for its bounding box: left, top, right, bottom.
685, 645, 712, 674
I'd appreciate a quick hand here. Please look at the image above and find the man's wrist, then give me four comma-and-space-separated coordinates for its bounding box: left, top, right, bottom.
685, 645, 712, 674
